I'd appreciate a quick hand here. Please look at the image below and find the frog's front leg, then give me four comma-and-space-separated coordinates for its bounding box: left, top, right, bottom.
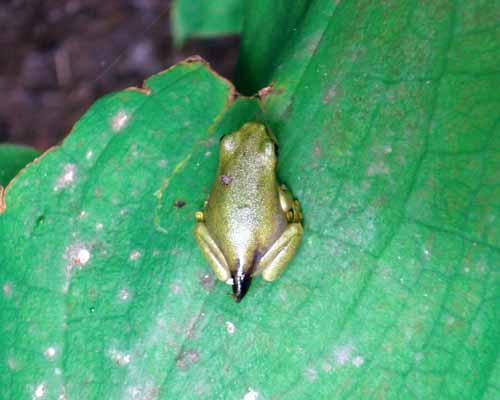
254, 223, 303, 281
194, 214, 231, 283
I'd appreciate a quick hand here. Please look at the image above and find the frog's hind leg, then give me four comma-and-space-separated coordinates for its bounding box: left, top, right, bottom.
194, 223, 231, 283
254, 223, 303, 281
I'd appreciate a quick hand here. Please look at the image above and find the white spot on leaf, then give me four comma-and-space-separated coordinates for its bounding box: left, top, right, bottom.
118, 288, 130, 301
65, 243, 91, 266
44, 347, 57, 359
63, 243, 91, 292
77, 248, 90, 265
58, 387, 66, 400
243, 388, 259, 400
126, 383, 160, 400
225, 321, 235, 335
34, 383, 46, 398
54, 164, 76, 191
111, 110, 129, 132
352, 356, 364, 367
334, 344, 353, 365
109, 348, 131, 366
127, 386, 141, 399
129, 250, 141, 260
85, 150, 93, 160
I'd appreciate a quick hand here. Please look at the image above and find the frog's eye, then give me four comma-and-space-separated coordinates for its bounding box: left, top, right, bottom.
219, 134, 227, 142
263, 142, 275, 158
273, 142, 279, 157
263, 141, 279, 159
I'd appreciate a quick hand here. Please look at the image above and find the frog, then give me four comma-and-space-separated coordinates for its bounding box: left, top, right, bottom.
194, 122, 303, 302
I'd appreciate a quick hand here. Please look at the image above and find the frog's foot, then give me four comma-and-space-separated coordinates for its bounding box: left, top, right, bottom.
254, 223, 303, 281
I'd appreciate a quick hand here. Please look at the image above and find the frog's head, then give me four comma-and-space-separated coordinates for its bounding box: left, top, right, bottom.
219, 122, 279, 170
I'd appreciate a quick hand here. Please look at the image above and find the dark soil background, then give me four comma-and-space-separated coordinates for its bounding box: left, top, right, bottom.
0, 0, 240, 150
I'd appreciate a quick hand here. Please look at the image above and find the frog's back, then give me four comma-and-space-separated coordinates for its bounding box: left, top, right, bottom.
205, 162, 287, 266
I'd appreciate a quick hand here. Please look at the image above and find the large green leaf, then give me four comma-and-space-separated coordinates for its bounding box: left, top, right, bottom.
0, 144, 40, 187
0, 59, 260, 399
1, 1, 500, 400
249, 0, 500, 398
172, 0, 244, 46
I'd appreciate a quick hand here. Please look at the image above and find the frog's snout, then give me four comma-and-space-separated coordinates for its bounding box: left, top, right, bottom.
231, 270, 252, 302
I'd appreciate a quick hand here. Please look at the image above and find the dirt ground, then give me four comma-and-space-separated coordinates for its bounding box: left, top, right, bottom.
0, 0, 240, 150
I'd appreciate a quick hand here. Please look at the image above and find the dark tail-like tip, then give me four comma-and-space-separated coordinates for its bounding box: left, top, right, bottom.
231, 270, 252, 302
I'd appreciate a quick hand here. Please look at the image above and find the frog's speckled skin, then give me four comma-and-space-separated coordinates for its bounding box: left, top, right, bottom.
194, 122, 303, 302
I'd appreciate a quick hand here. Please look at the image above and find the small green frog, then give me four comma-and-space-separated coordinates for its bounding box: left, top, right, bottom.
194, 122, 303, 302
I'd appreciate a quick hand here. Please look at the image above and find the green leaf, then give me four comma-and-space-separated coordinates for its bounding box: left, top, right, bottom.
0, 144, 40, 187
255, 0, 500, 398
236, 0, 311, 94
172, 0, 244, 47
2, 1, 500, 399
0, 59, 261, 399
